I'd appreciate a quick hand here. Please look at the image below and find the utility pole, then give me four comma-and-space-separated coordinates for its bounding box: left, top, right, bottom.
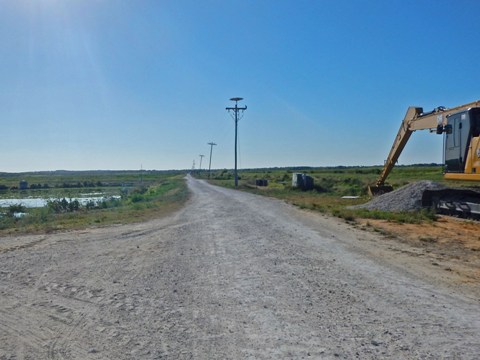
226, 97, 247, 187
207, 142, 217, 178
199, 154, 205, 172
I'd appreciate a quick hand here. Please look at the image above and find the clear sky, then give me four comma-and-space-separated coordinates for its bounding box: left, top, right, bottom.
1, 0, 479, 172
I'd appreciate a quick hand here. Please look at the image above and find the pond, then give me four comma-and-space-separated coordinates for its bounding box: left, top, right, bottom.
0, 195, 121, 208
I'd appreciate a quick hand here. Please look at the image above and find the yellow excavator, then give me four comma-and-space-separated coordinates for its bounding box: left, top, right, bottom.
369, 99, 480, 216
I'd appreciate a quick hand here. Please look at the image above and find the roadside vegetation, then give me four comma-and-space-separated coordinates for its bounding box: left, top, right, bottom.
0, 165, 459, 235
195, 165, 444, 224
0, 171, 188, 235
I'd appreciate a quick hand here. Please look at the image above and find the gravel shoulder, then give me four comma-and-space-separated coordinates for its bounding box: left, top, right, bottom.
1, 175, 479, 359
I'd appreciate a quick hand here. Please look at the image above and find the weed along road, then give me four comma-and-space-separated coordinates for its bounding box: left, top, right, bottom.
1, 175, 479, 359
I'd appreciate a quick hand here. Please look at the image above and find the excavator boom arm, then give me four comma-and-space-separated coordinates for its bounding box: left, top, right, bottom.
373, 100, 480, 190
375, 107, 421, 187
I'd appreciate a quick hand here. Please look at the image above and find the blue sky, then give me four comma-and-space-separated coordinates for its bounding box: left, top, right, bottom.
1, 0, 479, 172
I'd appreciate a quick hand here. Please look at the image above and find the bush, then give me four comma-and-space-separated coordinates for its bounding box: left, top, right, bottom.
47, 198, 80, 213
8, 204, 26, 216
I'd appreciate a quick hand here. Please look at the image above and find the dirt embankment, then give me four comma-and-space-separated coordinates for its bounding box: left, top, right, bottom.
355, 216, 480, 289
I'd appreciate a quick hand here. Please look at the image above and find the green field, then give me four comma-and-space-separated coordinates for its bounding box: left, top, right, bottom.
197, 165, 453, 224
0, 170, 188, 235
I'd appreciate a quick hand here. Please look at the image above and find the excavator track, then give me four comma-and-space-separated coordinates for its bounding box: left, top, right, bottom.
422, 188, 480, 219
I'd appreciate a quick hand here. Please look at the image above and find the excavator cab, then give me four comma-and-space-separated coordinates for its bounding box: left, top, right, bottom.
444, 108, 480, 175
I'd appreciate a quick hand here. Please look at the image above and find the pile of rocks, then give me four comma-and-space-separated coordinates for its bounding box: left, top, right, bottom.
356, 180, 446, 212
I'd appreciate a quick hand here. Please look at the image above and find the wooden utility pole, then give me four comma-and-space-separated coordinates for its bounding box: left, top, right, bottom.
207, 142, 217, 178
226, 97, 247, 187
199, 154, 205, 172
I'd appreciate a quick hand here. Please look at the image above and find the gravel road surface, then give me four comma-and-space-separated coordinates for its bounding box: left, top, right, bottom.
1, 175, 479, 359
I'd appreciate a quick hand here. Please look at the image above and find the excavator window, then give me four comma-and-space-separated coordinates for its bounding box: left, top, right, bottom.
472, 109, 480, 137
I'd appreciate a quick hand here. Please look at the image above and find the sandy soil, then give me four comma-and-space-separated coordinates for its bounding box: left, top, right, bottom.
355, 217, 480, 294
1, 175, 479, 359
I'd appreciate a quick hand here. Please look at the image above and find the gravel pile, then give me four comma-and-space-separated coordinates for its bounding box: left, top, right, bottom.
356, 180, 447, 212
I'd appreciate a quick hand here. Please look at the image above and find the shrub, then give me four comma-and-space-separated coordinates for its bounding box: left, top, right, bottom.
8, 204, 26, 216
47, 198, 80, 213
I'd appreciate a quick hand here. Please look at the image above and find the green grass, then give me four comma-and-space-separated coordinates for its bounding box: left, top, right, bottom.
195, 165, 447, 224
331, 207, 437, 224
0, 173, 189, 235
0, 169, 169, 188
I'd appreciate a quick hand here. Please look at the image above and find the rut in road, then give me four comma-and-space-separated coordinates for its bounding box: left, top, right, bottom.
1, 175, 479, 359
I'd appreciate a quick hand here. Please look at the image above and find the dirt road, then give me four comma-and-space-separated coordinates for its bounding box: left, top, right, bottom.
1, 176, 479, 359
